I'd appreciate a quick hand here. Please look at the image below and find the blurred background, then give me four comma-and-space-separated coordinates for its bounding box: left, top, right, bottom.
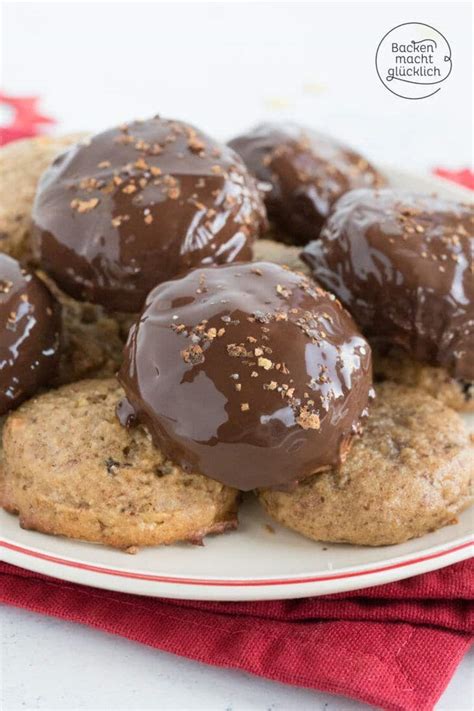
1, 1, 472, 173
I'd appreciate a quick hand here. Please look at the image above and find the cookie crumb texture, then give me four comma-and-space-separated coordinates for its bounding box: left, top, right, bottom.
252, 238, 310, 275
38, 273, 125, 384
374, 348, 473, 413
0, 134, 86, 262
258, 383, 473, 546
0, 379, 239, 548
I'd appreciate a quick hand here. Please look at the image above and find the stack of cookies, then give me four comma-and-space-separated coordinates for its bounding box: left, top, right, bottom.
0, 117, 472, 550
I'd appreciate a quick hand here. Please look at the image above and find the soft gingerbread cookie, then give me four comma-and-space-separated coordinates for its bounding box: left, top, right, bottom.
373, 348, 473, 413
0, 379, 239, 549
0, 134, 86, 262
252, 238, 310, 274
37, 272, 124, 384
258, 383, 473, 546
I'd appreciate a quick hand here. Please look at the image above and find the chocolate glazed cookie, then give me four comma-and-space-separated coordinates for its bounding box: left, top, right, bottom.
229, 122, 384, 245
32, 117, 267, 312
302, 189, 474, 408
118, 262, 373, 490
0, 254, 61, 414
1, 379, 239, 549
258, 383, 473, 546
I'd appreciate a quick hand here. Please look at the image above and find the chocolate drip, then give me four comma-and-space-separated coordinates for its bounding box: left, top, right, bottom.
0, 254, 61, 415
302, 189, 474, 380
229, 122, 384, 244
33, 117, 267, 312
118, 262, 373, 490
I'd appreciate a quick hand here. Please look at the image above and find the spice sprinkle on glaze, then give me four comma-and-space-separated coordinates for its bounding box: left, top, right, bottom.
118, 261, 373, 490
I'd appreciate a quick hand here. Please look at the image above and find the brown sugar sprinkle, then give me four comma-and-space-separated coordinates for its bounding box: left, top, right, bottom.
78, 177, 100, 191
0, 279, 13, 295
196, 274, 207, 294
258, 356, 273, 370
182, 344, 205, 365
134, 158, 149, 170
235, 383, 242, 392
114, 133, 134, 145
122, 184, 137, 194
188, 136, 206, 154
296, 407, 320, 430
150, 166, 162, 177
71, 197, 100, 213
168, 187, 181, 200
97, 160, 111, 169
241, 403, 250, 412
276, 284, 291, 299
134, 139, 150, 152
144, 213, 154, 225
227, 344, 249, 357
252, 268, 263, 276
264, 381, 278, 391
149, 143, 163, 155
111, 214, 129, 227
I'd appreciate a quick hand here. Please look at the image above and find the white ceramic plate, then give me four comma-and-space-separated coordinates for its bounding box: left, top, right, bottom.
1, 168, 473, 601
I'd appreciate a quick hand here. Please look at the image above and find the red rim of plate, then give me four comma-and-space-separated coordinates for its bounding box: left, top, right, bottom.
1, 539, 472, 587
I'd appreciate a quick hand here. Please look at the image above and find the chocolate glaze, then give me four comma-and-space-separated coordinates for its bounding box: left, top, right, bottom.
32, 117, 267, 313
228, 122, 384, 245
302, 189, 474, 381
0, 254, 61, 415
117, 262, 373, 490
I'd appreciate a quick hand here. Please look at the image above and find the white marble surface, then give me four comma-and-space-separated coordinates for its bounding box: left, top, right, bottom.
1, 606, 473, 710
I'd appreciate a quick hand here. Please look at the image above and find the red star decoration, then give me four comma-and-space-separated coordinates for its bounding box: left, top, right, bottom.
0, 92, 56, 145
434, 168, 474, 191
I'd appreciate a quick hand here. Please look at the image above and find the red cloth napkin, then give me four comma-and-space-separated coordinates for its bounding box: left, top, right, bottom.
0, 101, 473, 710
0, 560, 473, 711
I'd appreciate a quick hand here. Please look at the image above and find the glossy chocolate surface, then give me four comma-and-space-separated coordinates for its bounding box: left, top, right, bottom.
229, 122, 383, 245
33, 117, 267, 312
0, 254, 61, 415
118, 262, 373, 490
302, 189, 474, 380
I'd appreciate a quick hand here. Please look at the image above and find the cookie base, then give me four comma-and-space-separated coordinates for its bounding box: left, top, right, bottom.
373, 349, 473, 413
1, 380, 239, 549
258, 383, 473, 546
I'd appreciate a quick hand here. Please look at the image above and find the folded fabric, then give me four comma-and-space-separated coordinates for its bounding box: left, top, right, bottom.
0, 560, 472, 711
